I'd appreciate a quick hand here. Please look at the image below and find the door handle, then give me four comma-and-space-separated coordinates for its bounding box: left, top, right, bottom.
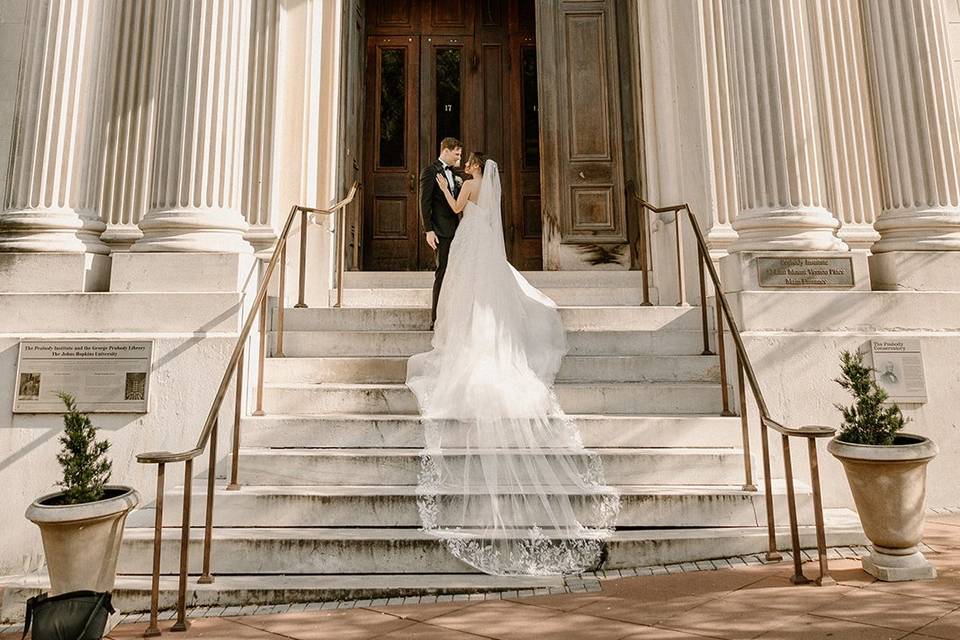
409, 173, 415, 193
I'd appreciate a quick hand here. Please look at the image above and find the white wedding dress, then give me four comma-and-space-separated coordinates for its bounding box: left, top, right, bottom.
406, 159, 620, 576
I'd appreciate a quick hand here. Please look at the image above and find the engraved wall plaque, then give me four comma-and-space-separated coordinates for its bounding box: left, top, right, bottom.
757, 256, 855, 288
870, 339, 927, 404
13, 341, 153, 413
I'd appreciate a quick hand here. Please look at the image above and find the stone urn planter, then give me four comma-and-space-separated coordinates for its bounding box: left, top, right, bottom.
828, 434, 938, 581
26, 393, 138, 596
829, 350, 938, 581
26, 486, 139, 594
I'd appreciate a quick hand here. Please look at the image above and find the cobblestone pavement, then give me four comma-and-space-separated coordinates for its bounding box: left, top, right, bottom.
4, 514, 959, 640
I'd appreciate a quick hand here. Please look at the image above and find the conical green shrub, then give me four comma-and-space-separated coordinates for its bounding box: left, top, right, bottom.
55, 392, 112, 504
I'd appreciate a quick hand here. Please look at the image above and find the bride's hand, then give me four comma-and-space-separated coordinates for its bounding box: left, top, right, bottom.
435, 175, 449, 192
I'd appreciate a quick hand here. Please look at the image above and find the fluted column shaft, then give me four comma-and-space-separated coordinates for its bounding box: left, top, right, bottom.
242, 0, 280, 252
0, 0, 116, 254
861, 0, 960, 252
699, 0, 739, 254
133, 0, 252, 253
808, 0, 882, 251
100, 0, 162, 251
723, 0, 846, 252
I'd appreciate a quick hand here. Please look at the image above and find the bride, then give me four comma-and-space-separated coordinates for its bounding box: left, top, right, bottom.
406, 152, 620, 576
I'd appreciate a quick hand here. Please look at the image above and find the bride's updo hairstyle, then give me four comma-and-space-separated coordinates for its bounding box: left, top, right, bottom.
467, 151, 488, 175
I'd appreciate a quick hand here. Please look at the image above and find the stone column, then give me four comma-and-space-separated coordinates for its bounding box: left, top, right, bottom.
699, 0, 739, 256
861, 0, 960, 290
0, 0, 117, 291
719, 0, 869, 292
807, 0, 882, 252
242, 0, 280, 253
99, 0, 162, 251
131, 0, 252, 254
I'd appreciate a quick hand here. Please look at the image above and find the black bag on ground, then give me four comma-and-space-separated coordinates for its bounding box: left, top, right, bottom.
22, 591, 114, 640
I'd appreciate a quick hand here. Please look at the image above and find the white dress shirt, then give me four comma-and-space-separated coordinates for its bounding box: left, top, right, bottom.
439, 158, 455, 191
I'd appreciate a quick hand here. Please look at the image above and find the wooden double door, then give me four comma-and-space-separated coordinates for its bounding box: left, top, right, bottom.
362, 0, 542, 271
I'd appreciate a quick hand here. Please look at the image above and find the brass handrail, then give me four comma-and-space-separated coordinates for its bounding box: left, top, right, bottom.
136, 182, 359, 636
628, 183, 835, 587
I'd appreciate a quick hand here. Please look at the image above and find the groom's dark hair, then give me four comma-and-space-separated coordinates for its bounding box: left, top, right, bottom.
440, 137, 462, 152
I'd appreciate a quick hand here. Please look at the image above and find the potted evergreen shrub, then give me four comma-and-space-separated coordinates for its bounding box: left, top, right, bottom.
827, 350, 938, 581
25, 393, 139, 594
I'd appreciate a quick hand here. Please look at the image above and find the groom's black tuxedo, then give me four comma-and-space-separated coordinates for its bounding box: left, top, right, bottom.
419, 160, 461, 326
419, 160, 461, 238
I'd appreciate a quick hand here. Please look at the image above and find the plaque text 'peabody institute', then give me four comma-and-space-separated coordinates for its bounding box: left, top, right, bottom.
13, 340, 153, 414
757, 256, 855, 289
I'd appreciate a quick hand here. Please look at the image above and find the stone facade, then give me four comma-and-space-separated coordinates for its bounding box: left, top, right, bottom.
0, 0, 958, 584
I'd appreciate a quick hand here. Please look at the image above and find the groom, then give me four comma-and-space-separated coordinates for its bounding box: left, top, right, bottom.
419, 137, 463, 329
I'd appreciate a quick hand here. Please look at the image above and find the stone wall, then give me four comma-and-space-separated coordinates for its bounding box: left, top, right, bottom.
730, 292, 960, 511
0, 0, 26, 194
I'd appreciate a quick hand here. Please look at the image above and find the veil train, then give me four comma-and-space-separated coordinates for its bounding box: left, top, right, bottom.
406, 159, 619, 575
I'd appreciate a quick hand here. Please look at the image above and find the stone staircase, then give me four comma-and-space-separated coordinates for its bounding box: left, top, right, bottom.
1, 272, 866, 616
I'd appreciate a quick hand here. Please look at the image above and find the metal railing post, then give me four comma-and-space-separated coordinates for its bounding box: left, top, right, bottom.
198, 418, 218, 584
295, 208, 308, 308
276, 242, 286, 356
781, 435, 809, 584
227, 346, 244, 491
335, 207, 346, 308
807, 438, 835, 586
697, 252, 712, 355
143, 463, 165, 638
639, 205, 652, 306
253, 295, 267, 416
674, 211, 687, 306
171, 459, 193, 632
716, 300, 732, 416
737, 359, 756, 492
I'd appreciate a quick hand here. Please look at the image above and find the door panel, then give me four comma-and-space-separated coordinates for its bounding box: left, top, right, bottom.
363, 37, 421, 271
508, 39, 542, 270
417, 36, 478, 269
363, 0, 542, 270
537, 0, 627, 258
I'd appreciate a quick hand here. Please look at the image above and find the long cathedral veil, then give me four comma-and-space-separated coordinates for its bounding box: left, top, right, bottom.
406, 159, 620, 575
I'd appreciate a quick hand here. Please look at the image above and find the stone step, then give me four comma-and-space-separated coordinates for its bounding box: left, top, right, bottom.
331, 287, 651, 307
115, 512, 866, 575
343, 270, 646, 289
228, 446, 746, 486
1, 510, 866, 621
279, 305, 707, 332
272, 330, 706, 357
239, 414, 743, 449
125, 481, 808, 529
261, 382, 725, 415
0, 573, 563, 623
263, 355, 721, 384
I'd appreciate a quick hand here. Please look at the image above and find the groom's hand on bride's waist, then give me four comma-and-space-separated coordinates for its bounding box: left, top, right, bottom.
426, 231, 438, 250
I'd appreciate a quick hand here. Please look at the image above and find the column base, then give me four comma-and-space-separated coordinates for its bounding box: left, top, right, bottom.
0, 253, 110, 292
100, 225, 143, 253
862, 547, 937, 582
110, 252, 258, 292
720, 251, 870, 293
869, 251, 960, 291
